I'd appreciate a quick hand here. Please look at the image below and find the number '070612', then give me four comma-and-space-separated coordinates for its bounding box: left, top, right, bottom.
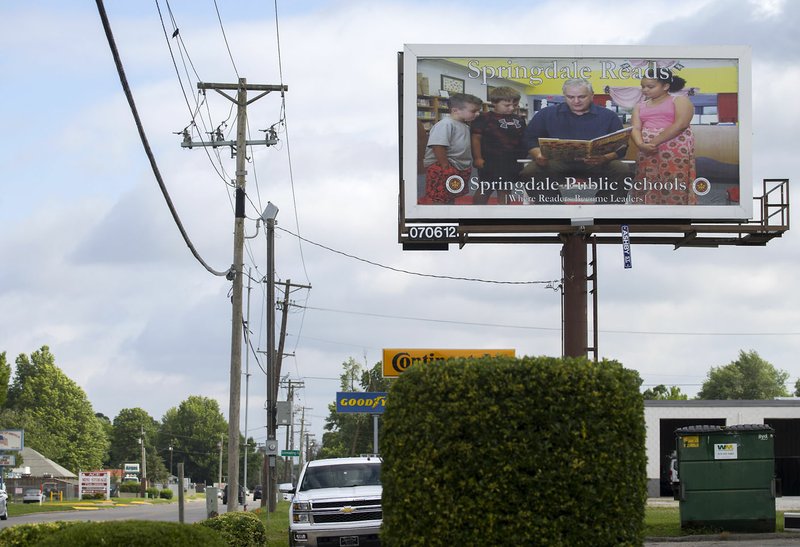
408, 226, 457, 240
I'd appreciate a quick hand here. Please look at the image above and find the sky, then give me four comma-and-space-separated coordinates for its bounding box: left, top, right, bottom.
1, 0, 799, 459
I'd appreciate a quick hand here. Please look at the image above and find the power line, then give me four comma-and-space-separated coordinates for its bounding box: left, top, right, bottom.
276, 226, 556, 285
213, 0, 240, 78
96, 0, 228, 278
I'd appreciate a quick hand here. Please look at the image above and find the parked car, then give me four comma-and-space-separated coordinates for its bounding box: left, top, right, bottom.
0, 487, 8, 520
23, 488, 43, 504
252, 485, 262, 500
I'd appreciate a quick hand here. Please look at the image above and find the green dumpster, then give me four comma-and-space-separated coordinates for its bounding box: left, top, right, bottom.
675, 424, 777, 532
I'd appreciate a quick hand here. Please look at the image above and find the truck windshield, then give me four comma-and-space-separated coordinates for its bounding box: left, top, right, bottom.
299, 463, 381, 491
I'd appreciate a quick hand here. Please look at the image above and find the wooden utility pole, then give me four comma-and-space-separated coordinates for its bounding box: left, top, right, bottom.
185, 79, 286, 513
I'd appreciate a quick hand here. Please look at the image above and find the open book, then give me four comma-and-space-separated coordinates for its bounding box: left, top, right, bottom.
538, 127, 632, 161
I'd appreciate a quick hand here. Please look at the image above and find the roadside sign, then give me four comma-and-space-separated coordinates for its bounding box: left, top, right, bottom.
336, 392, 387, 414
621, 224, 632, 269
123, 463, 140, 473
281, 450, 300, 457
382, 348, 515, 377
0, 430, 24, 451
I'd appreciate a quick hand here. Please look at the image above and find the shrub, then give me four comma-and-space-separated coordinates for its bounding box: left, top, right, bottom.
0, 521, 80, 547
35, 520, 227, 546
381, 356, 647, 546
198, 511, 267, 547
119, 482, 140, 493
146, 487, 160, 499
160, 488, 174, 499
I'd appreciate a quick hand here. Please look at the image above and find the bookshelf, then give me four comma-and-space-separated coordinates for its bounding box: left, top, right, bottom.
417, 95, 449, 132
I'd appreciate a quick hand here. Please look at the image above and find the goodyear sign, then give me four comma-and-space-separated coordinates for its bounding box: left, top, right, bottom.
336, 392, 387, 414
382, 348, 515, 377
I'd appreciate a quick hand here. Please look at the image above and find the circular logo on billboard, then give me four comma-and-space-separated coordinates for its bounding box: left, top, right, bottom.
691, 177, 711, 196
445, 175, 465, 195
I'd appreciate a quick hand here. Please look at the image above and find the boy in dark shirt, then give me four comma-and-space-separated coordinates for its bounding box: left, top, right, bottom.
470, 86, 527, 205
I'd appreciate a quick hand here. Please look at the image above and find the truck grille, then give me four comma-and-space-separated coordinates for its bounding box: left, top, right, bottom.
314, 510, 382, 524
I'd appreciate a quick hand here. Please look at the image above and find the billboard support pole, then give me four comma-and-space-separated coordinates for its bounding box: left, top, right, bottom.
562, 233, 588, 358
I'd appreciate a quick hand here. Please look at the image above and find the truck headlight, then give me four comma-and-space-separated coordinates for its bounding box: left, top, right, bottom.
293, 501, 311, 512
293, 513, 310, 523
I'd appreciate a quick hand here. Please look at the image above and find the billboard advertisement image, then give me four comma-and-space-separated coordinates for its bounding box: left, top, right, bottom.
402, 44, 751, 222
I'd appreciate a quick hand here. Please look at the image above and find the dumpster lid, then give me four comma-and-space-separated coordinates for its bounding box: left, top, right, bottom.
675, 424, 774, 435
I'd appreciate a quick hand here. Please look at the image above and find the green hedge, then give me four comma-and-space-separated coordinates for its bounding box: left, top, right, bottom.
381, 356, 647, 546
160, 488, 174, 499
0, 521, 79, 547
198, 511, 267, 547
119, 482, 140, 493
8, 521, 227, 547
145, 486, 160, 498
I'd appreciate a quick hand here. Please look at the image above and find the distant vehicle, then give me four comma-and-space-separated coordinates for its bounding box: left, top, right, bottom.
123, 474, 139, 483
278, 482, 294, 501
23, 488, 43, 504
0, 487, 8, 520
222, 484, 244, 505
253, 485, 262, 500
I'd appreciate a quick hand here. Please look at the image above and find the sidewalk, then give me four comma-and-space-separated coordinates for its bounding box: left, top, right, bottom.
645, 496, 800, 545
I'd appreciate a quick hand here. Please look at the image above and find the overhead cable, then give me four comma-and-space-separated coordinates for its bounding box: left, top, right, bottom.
96, 0, 229, 277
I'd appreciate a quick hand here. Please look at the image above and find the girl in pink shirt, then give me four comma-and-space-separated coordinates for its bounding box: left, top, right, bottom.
631, 69, 696, 205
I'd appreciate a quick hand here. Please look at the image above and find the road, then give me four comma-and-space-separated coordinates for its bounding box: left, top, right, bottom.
0, 497, 248, 529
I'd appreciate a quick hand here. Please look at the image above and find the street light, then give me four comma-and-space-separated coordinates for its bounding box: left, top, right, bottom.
261, 202, 279, 511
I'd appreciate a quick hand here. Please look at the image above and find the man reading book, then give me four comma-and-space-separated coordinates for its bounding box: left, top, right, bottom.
520, 77, 631, 204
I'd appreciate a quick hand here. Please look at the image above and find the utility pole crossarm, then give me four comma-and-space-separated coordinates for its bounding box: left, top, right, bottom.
198, 82, 288, 92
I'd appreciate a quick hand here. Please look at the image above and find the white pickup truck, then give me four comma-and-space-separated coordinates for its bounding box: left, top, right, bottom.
289, 455, 382, 547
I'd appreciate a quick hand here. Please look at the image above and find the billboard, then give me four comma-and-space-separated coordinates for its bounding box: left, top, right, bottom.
383, 348, 515, 377
401, 44, 751, 222
0, 430, 24, 451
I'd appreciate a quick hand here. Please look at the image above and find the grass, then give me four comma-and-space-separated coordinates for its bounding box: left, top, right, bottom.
5, 495, 176, 517
252, 500, 291, 547
644, 506, 793, 537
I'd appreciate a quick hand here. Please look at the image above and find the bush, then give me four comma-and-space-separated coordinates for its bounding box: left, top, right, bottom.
160, 488, 174, 499
381, 356, 647, 546
34, 520, 227, 546
198, 511, 267, 547
146, 487, 160, 499
0, 521, 80, 546
119, 482, 140, 493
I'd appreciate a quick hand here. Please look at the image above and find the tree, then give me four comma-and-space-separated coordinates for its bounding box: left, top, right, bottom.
642, 385, 688, 400
319, 359, 393, 459
0, 352, 11, 408
159, 396, 228, 485
240, 435, 264, 490
795, 378, 800, 397
111, 408, 169, 483
3, 346, 109, 472
698, 349, 789, 400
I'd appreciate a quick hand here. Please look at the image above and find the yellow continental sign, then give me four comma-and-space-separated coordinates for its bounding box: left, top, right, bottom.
382, 348, 515, 377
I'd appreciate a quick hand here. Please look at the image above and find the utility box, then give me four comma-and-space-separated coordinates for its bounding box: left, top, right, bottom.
675, 424, 777, 532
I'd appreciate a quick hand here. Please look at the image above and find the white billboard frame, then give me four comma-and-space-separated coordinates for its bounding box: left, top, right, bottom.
402, 44, 752, 223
